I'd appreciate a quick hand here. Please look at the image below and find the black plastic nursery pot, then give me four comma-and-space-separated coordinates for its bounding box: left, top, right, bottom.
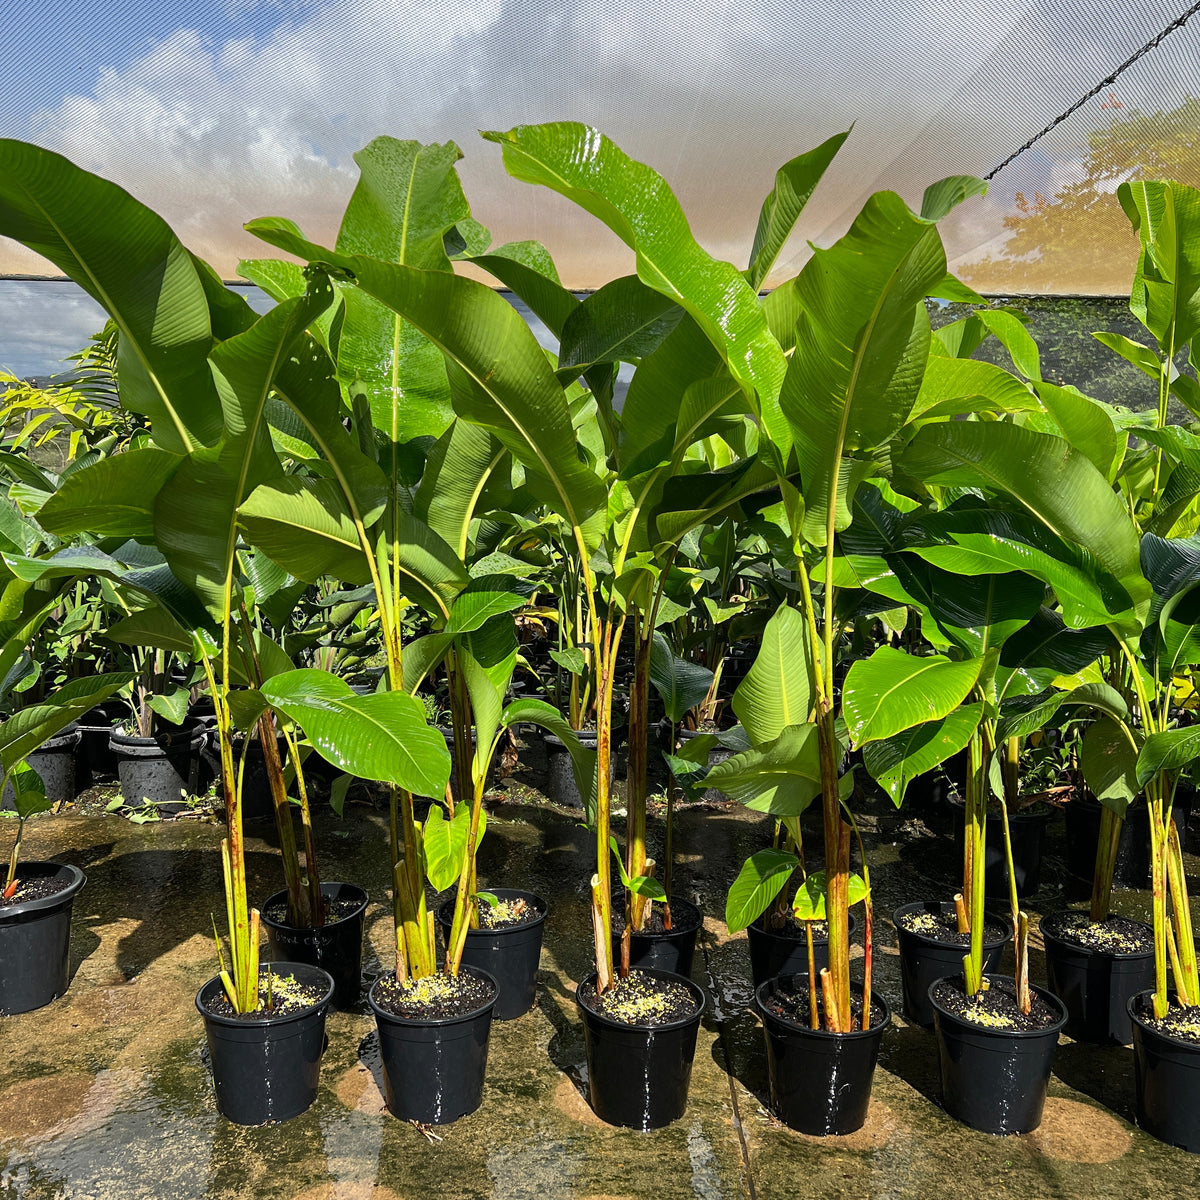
1128, 989, 1200, 1153
612, 894, 702, 979
673, 728, 736, 802
930, 975, 1068, 1135
77, 703, 125, 783
747, 911, 858, 989
952, 801, 1053, 899
110, 723, 206, 814
754, 978, 890, 1136
576, 967, 706, 1130
369, 965, 498, 1125
893, 900, 1007, 1028
196, 961, 334, 1126
1041, 912, 1153, 1045
0, 862, 86, 1015
2, 726, 81, 810
1064, 795, 1151, 889
234, 733, 291, 821
544, 731, 607, 809
435, 888, 547, 1021
260, 882, 368, 1010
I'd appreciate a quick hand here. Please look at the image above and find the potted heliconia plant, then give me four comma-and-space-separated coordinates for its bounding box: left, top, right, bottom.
1089, 178, 1200, 1153
2, 667, 131, 1014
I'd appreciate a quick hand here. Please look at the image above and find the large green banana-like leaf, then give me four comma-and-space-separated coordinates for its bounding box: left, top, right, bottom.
36, 447, 181, 539
481, 123, 789, 457
731, 606, 813, 745
244, 220, 607, 553
500, 697, 597, 812
1092, 331, 1200, 418
334, 138, 468, 445
862, 702, 983, 807
653, 456, 777, 547
152, 280, 337, 615
1137, 726, 1200, 788
237, 257, 341, 352
261, 669, 450, 796
842, 647, 981, 746
0, 672, 133, 771
238, 476, 375, 586
558, 275, 683, 371
413, 420, 506, 560
784, 191, 946, 545
922, 570, 1044, 658
0, 141, 219, 453
458, 615, 519, 772
900, 422, 1150, 631
746, 132, 850, 290
649, 632, 713, 724
1135, 425, 1200, 475
705, 723, 824, 816
448, 577, 528, 635
1033, 382, 1124, 482
908, 357, 1037, 421
999, 607, 1114, 675
1080, 717, 1139, 817
920, 175, 989, 223
1119, 180, 1200, 358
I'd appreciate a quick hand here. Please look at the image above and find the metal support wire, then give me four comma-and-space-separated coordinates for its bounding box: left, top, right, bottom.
986, 0, 1200, 180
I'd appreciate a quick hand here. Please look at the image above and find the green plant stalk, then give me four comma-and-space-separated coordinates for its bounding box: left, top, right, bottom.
963, 733, 986, 996
590, 608, 624, 993
625, 608, 652, 935
256, 711, 314, 927
1149, 788, 1169, 1018
842, 805, 873, 1032
280, 722, 322, 925
445, 650, 473, 811
997, 794, 1030, 1014
1089, 805, 1122, 923
445, 764, 493, 975
1166, 815, 1198, 1005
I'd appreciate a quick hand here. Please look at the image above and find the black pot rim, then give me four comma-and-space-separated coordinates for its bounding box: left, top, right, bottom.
892, 899, 1009, 951
545, 730, 597, 748
753, 980, 891, 1039
749, 909, 858, 944
1126, 987, 1200, 1048
575, 967, 706, 1033
0, 862, 85, 919
612, 892, 702, 935
368, 964, 499, 1029
195, 961, 335, 1028
258, 882, 369, 934
110, 725, 207, 751
1040, 910, 1155, 961
928, 973, 1069, 1039
435, 887, 548, 932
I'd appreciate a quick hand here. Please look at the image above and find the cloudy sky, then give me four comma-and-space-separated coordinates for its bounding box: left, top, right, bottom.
2, 0, 1198, 297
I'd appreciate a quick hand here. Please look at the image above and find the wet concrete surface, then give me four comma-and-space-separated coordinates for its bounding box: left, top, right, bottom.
4, 758, 1200, 1199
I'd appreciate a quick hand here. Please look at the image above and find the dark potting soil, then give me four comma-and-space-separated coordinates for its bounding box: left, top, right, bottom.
1135, 996, 1200, 1044
476, 895, 544, 930
203, 972, 326, 1020
578, 969, 700, 1027
611, 901, 701, 937
763, 981, 886, 1032
931, 976, 1060, 1032
897, 907, 1006, 947
1042, 911, 1153, 955
373, 971, 496, 1020
757, 912, 830, 941
261, 895, 362, 928
0, 873, 71, 908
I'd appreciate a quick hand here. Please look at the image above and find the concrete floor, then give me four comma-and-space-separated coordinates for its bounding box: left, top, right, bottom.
3, 755, 1200, 1200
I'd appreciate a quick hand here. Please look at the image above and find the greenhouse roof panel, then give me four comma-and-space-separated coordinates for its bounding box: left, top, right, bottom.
2, 0, 1199, 293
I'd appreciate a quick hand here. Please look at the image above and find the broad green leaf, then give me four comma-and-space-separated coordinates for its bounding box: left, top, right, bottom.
0, 140, 220, 453
978, 309, 1041, 381
924, 570, 1043, 658
244, 219, 608, 553
424, 803, 481, 893
36, 448, 181, 538
8, 761, 49, 821
725, 848, 797, 934
448, 577, 528, 636
746, 132, 850, 289
558, 275, 683, 370
1137, 726, 1200, 788
900, 422, 1150, 631
0, 672, 133, 771
414, 420, 506, 560
146, 687, 189, 726
261, 670, 450, 797
550, 647, 587, 675
459, 615, 518, 771
1080, 717, 1139, 817
1034, 382, 1124, 482
920, 175, 988, 223
909, 356, 1037, 421
731, 605, 813, 745
862, 702, 983, 806
105, 606, 194, 655
1092, 331, 1200, 417
649, 632, 713, 724
843, 647, 981, 746
705, 723, 823, 816
784, 190, 945, 543
402, 631, 455, 693
481, 123, 790, 458
501, 697, 597, 812
792, 870, 869, 920
238, 476, 373, 585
